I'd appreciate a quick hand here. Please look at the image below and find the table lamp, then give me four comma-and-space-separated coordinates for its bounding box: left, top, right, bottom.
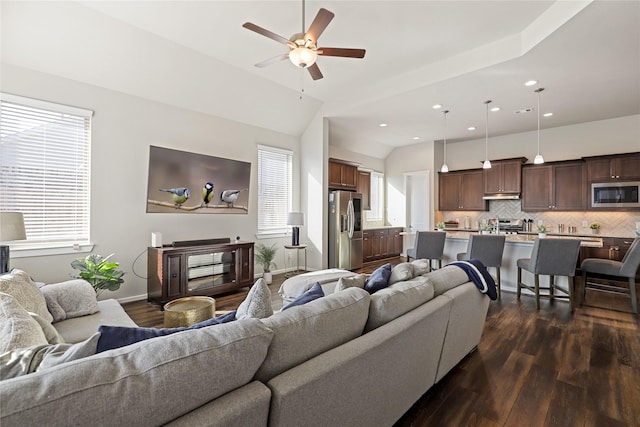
0, 212, 27, 274
287, 212, 304, 246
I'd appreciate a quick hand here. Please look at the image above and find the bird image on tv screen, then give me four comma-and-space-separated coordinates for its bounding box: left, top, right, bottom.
146, 145, 250, 214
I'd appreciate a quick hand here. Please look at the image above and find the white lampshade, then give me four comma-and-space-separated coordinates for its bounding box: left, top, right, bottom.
533, 154, 545, 164
289, 47, 317, 68
483, 160, 492, 169
440, 164, 449, 173
287, 212, 305, 226
0, 212, 26, 242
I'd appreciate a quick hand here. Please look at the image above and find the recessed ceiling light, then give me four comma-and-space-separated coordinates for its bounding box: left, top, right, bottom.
491, 107, 501, 112
524, 80, 538, 86
379, 123, 388, 127
543, 112, 553, 117
467, 126, 476, 131
432, 104, 442, 109
412, 136, 420, 140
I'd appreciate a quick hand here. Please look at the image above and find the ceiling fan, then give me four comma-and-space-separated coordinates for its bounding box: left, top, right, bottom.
242, 0, 366, 80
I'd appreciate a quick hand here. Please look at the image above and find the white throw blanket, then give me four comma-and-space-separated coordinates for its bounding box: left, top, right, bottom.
40, 280, 99, 322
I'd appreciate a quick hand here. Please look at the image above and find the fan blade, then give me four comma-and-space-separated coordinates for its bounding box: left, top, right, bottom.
307, 63, 323, 80
255, 53, 289, 68
318, 47, 366, 59
243, 22, 294, 47
304, 8, 334, 44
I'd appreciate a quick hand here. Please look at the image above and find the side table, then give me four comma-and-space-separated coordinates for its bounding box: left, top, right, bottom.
284, 244, 307, 278
164, 296, 216, 327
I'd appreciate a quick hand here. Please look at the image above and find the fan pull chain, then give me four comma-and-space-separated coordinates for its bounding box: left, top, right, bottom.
300, 68, 305, 100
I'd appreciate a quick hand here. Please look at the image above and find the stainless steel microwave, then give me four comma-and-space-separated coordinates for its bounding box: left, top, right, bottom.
591, 181, 640, 208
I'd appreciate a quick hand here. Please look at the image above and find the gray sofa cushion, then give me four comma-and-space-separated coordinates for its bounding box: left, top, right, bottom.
365, 276, 435, 332
424, 265, 470, 296
53, 299, 137, 344
0, 319, 274, 427
255, 287, 370, 383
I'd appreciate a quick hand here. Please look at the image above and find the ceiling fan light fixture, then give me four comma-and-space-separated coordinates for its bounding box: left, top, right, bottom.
289, 47, 317, 68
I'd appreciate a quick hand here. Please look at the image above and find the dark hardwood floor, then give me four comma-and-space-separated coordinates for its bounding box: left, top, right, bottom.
123, 259, 640, 426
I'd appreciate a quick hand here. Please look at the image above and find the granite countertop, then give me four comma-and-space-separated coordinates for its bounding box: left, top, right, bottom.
444, 230, 604, 247
443, 228, 638, 240
363, 225, 404, 230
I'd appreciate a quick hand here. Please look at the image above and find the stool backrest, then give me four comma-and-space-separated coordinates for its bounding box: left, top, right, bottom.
465, 234, 506, 268
620, 238, 640, 277
413, 231, 446, 259
529, 238, 581, 276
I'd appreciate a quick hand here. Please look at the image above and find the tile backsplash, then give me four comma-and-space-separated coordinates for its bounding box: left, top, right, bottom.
437, 200, 640, 237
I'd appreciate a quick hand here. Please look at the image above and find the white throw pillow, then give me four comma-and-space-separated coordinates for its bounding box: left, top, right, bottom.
0, 292, 48, 353
410, 259, 431, 277
334, 274, 367, 292
235, 278, 273, 320
40, 279, 99, 322
0, 269, 53, 323
389, 262, 414, 285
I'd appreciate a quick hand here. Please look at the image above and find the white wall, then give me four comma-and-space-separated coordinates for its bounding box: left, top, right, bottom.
438, 114, 640, 171
2, 64, 300, 301
328, 145, 385, 173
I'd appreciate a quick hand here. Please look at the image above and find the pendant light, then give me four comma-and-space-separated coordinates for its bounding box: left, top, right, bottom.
483, 100, 492, 169
533, 88, 545, 164
440, 109, 450, 173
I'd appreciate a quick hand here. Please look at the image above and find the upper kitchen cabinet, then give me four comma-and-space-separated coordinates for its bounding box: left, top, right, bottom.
585, 152, 640, 182
521, 161, 586, 211
484, 158, 526, 195
439, 169, 488, 211
357, 170, 371, 210
329, 158, 359, 191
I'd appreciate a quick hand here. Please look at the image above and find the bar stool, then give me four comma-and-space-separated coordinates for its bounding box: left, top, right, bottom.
406, 231, 446, 270
580, 238, 640, 314
516, 238, 581, 310
457, 234, 506, 299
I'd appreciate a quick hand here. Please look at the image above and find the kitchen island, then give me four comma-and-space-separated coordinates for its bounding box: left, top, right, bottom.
441, 231, 603, 294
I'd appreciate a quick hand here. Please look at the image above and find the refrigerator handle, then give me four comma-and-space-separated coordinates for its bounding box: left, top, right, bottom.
347, 199, 354, 239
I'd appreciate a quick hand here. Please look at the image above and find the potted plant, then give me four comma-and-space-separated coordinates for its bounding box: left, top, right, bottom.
537, 224, 548, 238
436, 221, 445, 231
71, 253, 125, 298
479, 224, 492, 235
589, 223, 601, 234
255, 243, 278, 284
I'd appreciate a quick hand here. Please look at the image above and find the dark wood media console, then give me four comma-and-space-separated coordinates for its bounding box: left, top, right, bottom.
147, 239, 254, 305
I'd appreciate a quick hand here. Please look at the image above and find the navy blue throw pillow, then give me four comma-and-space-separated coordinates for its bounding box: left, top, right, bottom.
96, 310, 237, 353
364, 263, 392, 294
281, 282, 325, 311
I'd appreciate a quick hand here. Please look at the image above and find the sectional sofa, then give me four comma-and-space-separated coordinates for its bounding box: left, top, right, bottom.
0, 264, 490, 426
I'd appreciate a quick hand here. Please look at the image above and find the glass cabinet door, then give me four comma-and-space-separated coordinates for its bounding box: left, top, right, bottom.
185, 249, 236, 294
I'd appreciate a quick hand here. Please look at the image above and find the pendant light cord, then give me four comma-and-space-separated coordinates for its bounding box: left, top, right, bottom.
484, 100, 491, 161
536, 88, 544, 154
443, 110, 448, 160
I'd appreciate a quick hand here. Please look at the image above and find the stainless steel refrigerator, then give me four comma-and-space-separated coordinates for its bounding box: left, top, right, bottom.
328, 191, 363, 270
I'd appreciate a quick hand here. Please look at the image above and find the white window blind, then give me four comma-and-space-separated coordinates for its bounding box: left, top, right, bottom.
257, 145, 292, 236
366, 171, 384, 221
0, 93, 92, 248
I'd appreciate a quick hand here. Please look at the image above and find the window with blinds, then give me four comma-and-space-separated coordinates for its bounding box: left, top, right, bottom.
0, 93, 92, 248
257, 145, 292, 236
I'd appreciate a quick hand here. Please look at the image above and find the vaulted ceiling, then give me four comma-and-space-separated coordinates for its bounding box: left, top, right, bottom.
2, 1, 639, 159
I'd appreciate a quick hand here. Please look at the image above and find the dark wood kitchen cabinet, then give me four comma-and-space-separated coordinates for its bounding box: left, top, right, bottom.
439, 170, 488, 211
521, 161, 586, 211
357, 170, 371, 210
585, 152, 640, 181
148, 240, 254, 305
484, 158, 525, 194
362, 227, 403, 262
329, 158, 358, 191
